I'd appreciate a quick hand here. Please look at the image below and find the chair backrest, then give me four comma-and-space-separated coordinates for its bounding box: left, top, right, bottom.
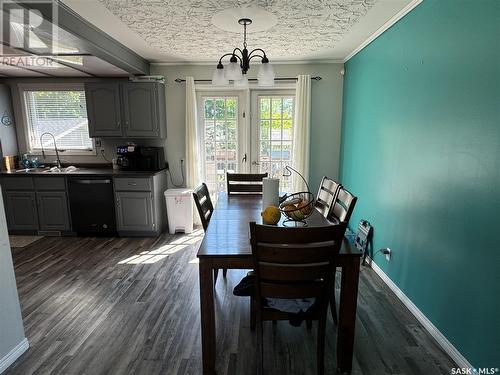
329, 187, 357, 224
192, 183, 214, 231
249, 222, 346, 301
315, 176, 342, 218
226, 173, 268, 194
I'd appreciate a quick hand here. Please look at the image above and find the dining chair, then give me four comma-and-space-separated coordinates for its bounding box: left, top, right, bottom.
327, 186, 358, 324
249, 221, 347, 375
226, 172, 268, 194
192, 183, 226, 285
315, 176, 342, 218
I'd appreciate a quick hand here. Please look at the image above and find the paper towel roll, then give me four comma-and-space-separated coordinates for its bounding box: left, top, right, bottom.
262, 178, 280, 209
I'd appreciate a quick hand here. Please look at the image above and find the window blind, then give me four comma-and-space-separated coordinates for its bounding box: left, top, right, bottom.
24, 90, 93, 151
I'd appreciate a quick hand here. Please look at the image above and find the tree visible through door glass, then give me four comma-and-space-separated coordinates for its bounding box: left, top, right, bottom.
204, 97, 239, 193
258, 95, 294, 192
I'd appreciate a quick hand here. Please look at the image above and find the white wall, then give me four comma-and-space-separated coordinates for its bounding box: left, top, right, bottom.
0, 190, 27, 373
0, 84, 19, 159
150, 63, 344, 190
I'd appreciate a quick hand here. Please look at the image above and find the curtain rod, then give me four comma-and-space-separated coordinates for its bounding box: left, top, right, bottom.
174, 76, 322, 83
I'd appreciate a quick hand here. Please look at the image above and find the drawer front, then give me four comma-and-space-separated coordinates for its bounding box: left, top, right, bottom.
114, 177, 152, 191
1, 176, 34, 191
34, 177, 66, 191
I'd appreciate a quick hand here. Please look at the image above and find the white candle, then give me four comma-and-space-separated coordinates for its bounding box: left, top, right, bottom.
262, 178, 280, 209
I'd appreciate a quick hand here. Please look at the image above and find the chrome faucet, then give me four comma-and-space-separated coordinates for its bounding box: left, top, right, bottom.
40, 132, 62, 169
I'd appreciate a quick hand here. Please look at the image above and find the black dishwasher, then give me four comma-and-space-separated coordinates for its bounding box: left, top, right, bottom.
68, 177, 117, 235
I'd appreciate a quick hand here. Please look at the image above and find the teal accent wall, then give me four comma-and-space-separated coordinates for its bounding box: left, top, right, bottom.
340, 0, 500, 367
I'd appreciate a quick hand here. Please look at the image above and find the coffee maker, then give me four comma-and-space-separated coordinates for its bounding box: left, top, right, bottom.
116, 145, 140, 170
116, 145, 165, 171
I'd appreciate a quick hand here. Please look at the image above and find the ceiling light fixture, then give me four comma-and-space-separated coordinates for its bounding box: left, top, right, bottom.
212, 18, 275, 87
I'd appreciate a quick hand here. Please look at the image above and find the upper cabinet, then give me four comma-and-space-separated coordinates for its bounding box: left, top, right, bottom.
85, 82, 166, 139
86, 83, 123, 137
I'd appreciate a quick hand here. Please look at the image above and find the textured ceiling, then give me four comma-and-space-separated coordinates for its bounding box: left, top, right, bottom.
98, 0, 377, 62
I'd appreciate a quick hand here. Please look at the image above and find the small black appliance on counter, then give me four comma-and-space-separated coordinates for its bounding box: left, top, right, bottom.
116, 145, 165, 171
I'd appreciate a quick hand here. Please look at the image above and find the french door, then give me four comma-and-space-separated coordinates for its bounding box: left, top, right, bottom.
197, 91, 246, 194
251, 90, 295, 192
197, 90, 295, 194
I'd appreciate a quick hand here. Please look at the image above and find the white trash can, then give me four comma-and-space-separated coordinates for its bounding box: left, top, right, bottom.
164, 188, 193, 234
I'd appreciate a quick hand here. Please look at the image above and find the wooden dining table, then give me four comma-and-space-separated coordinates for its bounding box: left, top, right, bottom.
197, 193, 362, 374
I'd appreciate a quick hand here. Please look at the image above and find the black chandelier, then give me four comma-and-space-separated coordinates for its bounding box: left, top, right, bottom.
212, 18, 275, 87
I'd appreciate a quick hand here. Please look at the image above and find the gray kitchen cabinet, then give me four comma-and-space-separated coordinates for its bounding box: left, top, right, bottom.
114, 173, 167, 237
4, 191, 38, 231
121, 82, 166, 138
84, 81, 166, 139
115, 191, 154, 232
85, 83, 123, 137
36, 192, 70, 231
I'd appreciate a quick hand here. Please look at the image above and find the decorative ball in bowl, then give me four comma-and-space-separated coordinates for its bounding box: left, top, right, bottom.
279, 192, 314, 223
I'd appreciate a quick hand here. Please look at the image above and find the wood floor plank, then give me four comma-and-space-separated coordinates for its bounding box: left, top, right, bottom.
5, 233, 456, 375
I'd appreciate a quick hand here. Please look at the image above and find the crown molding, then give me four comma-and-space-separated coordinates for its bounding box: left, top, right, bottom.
343, 0, 423, 62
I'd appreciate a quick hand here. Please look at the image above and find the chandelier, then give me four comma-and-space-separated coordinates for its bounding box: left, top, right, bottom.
212, 18, 275, 87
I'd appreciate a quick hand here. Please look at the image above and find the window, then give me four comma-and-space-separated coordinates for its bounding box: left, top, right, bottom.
21, 85, 93, 154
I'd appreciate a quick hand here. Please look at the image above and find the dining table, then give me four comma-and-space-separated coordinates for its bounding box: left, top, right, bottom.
197, 192, 362, 374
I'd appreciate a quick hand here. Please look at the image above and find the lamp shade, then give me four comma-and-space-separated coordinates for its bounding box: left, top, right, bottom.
225, 61, 243, 81
257, 62, 275, 86
212, 67, 228, 86
234, 75, 249, 89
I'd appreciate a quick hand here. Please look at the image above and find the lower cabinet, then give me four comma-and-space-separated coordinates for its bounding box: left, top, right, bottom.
4, 191, 38, 231
115, 191, 154, 232
36, 192, 70, 231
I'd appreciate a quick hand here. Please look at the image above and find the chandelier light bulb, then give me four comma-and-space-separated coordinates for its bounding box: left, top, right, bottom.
212, 65, 228, 86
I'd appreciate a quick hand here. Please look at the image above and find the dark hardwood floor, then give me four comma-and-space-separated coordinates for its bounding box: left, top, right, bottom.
6, 231, 456, 375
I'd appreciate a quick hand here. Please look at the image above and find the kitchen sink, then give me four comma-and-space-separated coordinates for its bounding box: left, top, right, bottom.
42, 166, 78, 173
14, 166, 78, 173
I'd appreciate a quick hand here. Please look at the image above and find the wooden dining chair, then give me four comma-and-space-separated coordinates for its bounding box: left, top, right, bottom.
328, 187, 358, 225
249, 221, 347, 375
226, 172, 268, 194
192, 183, 226, 284
315, 176, 342, 218
327, 186, 358, 324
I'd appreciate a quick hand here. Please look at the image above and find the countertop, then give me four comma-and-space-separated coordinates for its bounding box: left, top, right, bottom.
0, 167, 167, 177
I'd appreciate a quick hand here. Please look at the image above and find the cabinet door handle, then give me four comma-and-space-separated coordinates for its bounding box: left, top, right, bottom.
128, 182, 137, 186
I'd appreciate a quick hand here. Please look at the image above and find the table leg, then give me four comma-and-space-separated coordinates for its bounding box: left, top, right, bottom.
337, 258, 360, 374
199, 259, 216, 375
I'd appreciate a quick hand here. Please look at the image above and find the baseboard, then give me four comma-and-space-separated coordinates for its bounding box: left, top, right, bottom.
0, 338, 29, 374
366, 257, 472, 369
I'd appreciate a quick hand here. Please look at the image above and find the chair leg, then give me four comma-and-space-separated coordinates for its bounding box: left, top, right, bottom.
306, 319, 312, 331
330, 268, 338, 325
256, 315, 264, 375
222, 268, 228, 278
250, 297, 256, 332
213, 268, 219, 286
317, 307, 327, 375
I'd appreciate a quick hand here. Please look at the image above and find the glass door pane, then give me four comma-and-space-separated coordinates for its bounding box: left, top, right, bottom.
253, 93, 295, 192
202, 96, 239, 194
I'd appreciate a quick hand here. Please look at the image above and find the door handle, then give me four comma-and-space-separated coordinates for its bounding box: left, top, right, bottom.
252, 161, 260, 166
242, 153, 247, 163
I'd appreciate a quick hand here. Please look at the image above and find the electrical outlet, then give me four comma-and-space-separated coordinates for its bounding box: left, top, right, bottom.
385, 248, 391, 261
95, 138, 102, 148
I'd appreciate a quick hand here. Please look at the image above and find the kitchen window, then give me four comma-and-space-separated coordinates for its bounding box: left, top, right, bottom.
20, 84, 94, 155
